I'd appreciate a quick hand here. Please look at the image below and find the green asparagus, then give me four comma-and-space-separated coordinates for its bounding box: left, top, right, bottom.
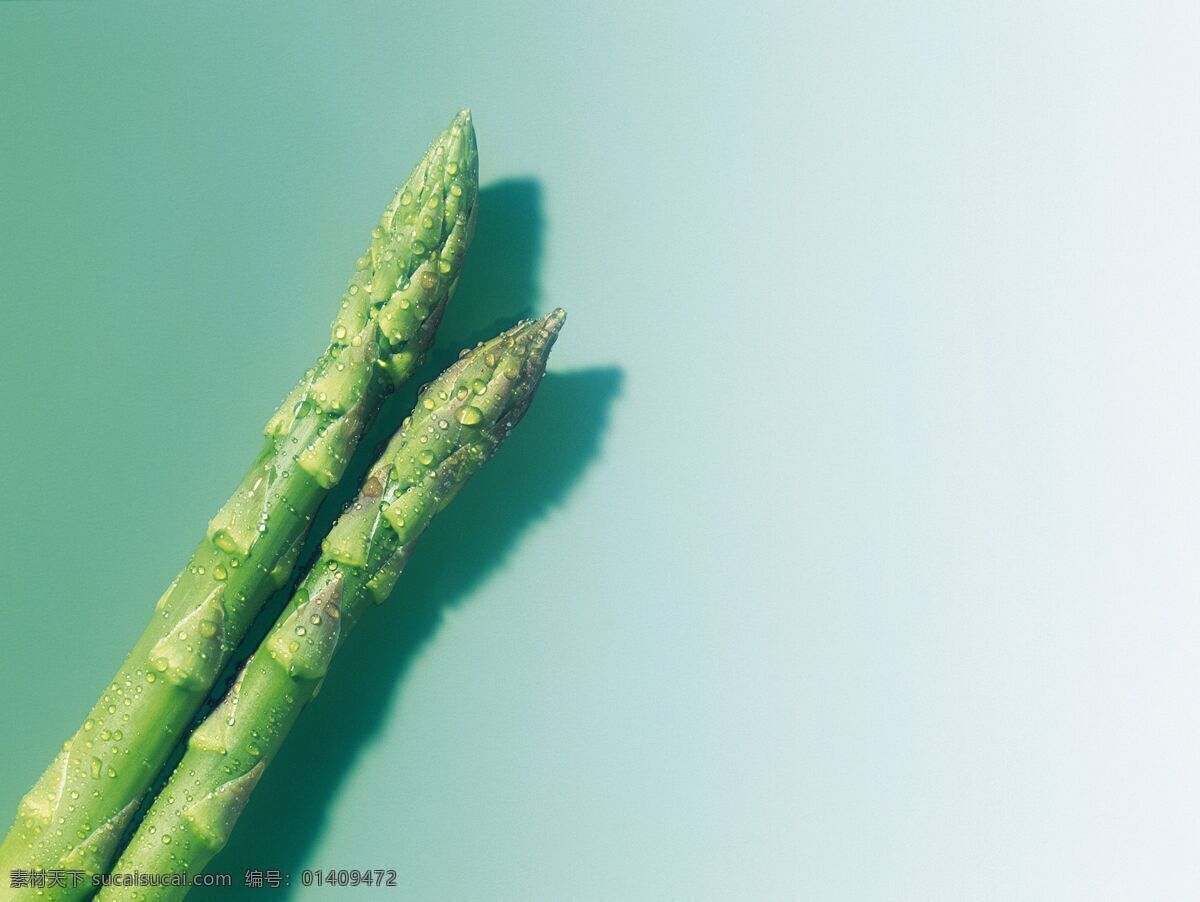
0, 111, 479, 898
97, 312, 565, 900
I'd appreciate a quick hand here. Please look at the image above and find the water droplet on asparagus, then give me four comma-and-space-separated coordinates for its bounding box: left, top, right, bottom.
455, 406, 483, 426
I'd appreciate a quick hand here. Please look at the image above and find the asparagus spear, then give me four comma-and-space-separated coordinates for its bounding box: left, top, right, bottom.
0, 111, 479, 896
97, 313, 565, 899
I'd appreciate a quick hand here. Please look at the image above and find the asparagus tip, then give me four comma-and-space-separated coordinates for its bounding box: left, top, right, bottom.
541, 308, 567, 336
452, 109, 478, 165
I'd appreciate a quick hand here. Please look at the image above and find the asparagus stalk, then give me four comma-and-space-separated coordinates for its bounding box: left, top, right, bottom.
0, 111, 479, 897
97, 313, 565, 900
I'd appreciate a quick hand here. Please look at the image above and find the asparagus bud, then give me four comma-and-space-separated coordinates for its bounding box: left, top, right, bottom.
0, 112, 480, 897
99, 313, 565, 899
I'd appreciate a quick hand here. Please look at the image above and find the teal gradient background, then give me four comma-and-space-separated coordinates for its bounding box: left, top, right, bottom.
2, 2, 1198, 899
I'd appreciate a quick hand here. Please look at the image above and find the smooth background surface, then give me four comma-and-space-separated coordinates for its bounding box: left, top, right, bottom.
1, 2, 1198, 899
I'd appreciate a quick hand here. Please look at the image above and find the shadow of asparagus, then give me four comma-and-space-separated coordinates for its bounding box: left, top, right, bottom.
193, 180, 621, 898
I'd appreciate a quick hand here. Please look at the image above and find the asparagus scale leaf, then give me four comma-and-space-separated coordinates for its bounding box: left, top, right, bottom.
97, 313, 565, 900
0, 111, 479, 899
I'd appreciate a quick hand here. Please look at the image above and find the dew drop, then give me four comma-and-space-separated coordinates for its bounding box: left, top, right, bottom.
455, 406, 483, 426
